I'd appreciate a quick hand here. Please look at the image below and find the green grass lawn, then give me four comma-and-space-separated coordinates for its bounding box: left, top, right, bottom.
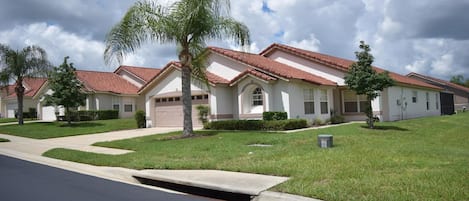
0, 118, 36, 124
44, 113, 469, 201
0, 118, 137, 139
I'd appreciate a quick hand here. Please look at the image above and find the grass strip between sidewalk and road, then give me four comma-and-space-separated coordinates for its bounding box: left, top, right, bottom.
44, 113, 469, 201
0, 138, 9, 142
0, 118, 137, 139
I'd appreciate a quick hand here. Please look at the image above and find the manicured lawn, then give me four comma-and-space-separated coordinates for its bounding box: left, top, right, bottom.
0, 119, 137, 139
0, 118, 36, 124
44, 113, 469, 201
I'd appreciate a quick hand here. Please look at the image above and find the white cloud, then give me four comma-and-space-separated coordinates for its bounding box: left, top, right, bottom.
0, 23, 107, 71
288, 34, 320, 52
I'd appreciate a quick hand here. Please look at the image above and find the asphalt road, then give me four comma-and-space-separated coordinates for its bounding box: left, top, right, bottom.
0, 155, 211, 201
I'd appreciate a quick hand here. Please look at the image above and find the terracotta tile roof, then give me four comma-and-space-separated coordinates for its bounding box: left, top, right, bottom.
5, 77, 47, 98
205, 71, 230, 84
261, 43, 442, 90
407, 72, 469, 93
208, 47, 337, 86
76, 70, 139, 95
229, 68, 277, 85
114, 65, 161, 82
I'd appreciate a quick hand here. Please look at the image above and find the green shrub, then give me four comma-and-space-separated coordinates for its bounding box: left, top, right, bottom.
135, 110, 146, 128
263, 111, 288, 121
196, 105, 210, 124
206, 119, 307, 131
313, 118, 323, 126
62, 110, 119, 121
330, 115, 345, 124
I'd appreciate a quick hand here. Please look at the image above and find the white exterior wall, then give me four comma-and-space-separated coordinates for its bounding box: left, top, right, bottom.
143, 69, 208, 127
118, 71, 144, 88
236, 77, 272, 118
210, 86, 234, 120
385, 86, 440, 121
267, 51, 347, 85
287, 82, 333, 123
206, 54, 248, 81
272, 80, 291, 116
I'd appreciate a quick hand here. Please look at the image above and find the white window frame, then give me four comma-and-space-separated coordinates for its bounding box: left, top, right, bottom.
342, 90, 369, 114
124, 104, 133, 112
304, 88, 315, 114
252, 87, 263, 106
412, 91, 418, 103
319, 89, 328, 114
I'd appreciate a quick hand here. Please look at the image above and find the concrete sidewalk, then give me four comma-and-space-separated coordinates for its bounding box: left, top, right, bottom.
0, 127, 182, 155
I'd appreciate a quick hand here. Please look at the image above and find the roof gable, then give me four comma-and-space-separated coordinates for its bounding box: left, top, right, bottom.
114, 65, 161, 83
6, 77, 48, 98
407, 72, 469, 93
76, 70, 139, 95
208, 47, 337, 86
261, 43, 441, 90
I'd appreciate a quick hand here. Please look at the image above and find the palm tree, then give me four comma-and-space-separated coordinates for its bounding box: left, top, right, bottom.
0, 44, 52, 125
105, 0, 250, 137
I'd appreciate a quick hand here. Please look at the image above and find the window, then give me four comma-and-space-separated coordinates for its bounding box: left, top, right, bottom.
412, 91, 418, 103
343, 90, 369, 113
304, 89, 315, 114
426, 92, 430, 110
252, 87, 263, 106
320, 89, 328, 114
113, 104, 119, 111
124, 104, 133, 112
435, 93, 439, 110
343, 90, 358, 113
175, 97, 180, 101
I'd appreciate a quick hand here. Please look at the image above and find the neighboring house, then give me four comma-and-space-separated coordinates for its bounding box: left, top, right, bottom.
407, 72, 469, 114
0, 66, 161, 121
0, 77, 49, 119
140, 44, 442, 127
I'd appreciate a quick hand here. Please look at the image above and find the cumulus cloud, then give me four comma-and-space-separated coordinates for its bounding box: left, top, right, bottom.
0, 0, 468, 80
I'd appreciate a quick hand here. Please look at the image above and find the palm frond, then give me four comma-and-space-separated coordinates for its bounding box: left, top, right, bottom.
104, 1, 175, 66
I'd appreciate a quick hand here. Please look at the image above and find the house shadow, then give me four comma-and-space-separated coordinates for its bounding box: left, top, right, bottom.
360, 125, 409, 131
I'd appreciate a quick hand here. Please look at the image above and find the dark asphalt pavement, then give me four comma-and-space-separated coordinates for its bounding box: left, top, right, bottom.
0, 155, 210, 201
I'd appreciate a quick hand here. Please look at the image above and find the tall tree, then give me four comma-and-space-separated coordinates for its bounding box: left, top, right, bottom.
0, 44, 52, 125
104, 0, 250, 137
44, 56, 87, 125
345, 41, 394, 128
450, 75, 465, 86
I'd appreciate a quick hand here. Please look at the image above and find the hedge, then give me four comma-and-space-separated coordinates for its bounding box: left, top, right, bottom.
262, 111, 288, 121
205, 119, 307, 131
60, 110, 119, 121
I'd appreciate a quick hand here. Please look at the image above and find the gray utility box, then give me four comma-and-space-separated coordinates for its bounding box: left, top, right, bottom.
317, 134, 333, 148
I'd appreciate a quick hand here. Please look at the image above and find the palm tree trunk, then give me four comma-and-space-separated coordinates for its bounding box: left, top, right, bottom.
181, 64, 194, 137
15, 81, 25, 125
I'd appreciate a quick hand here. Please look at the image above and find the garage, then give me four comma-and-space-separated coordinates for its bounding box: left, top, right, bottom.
6, 103, 17, 118
41, 105, 56, 121
154, 94, 208, 127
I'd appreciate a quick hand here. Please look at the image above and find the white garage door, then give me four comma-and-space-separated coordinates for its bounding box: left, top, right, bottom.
6, 103, 17, 118
41, 106, 56, 121
154, 94, 208, 127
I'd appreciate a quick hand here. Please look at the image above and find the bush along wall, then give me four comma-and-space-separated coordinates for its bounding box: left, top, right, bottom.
262, 111, 288, 121
60, 110, 119, 121
205, 119, 307, 131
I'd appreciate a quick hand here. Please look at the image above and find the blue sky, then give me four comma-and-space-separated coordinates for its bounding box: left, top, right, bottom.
0, 0, 468, 81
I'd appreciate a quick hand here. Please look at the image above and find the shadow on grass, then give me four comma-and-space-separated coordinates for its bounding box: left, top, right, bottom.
360, 125, 409, 131
59, 122, 104, 128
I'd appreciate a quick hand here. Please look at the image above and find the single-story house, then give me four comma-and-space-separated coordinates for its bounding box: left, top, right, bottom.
140, 43, 443, 127
0, 66, 160, 120
0, 77, 48, 119
407, 72, 469, 114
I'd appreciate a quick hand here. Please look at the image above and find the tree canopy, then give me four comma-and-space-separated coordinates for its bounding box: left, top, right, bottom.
345, 41, 394, 128
0, 44, 52, 125
105, 0, 250, 136
44, 56, 87, 125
